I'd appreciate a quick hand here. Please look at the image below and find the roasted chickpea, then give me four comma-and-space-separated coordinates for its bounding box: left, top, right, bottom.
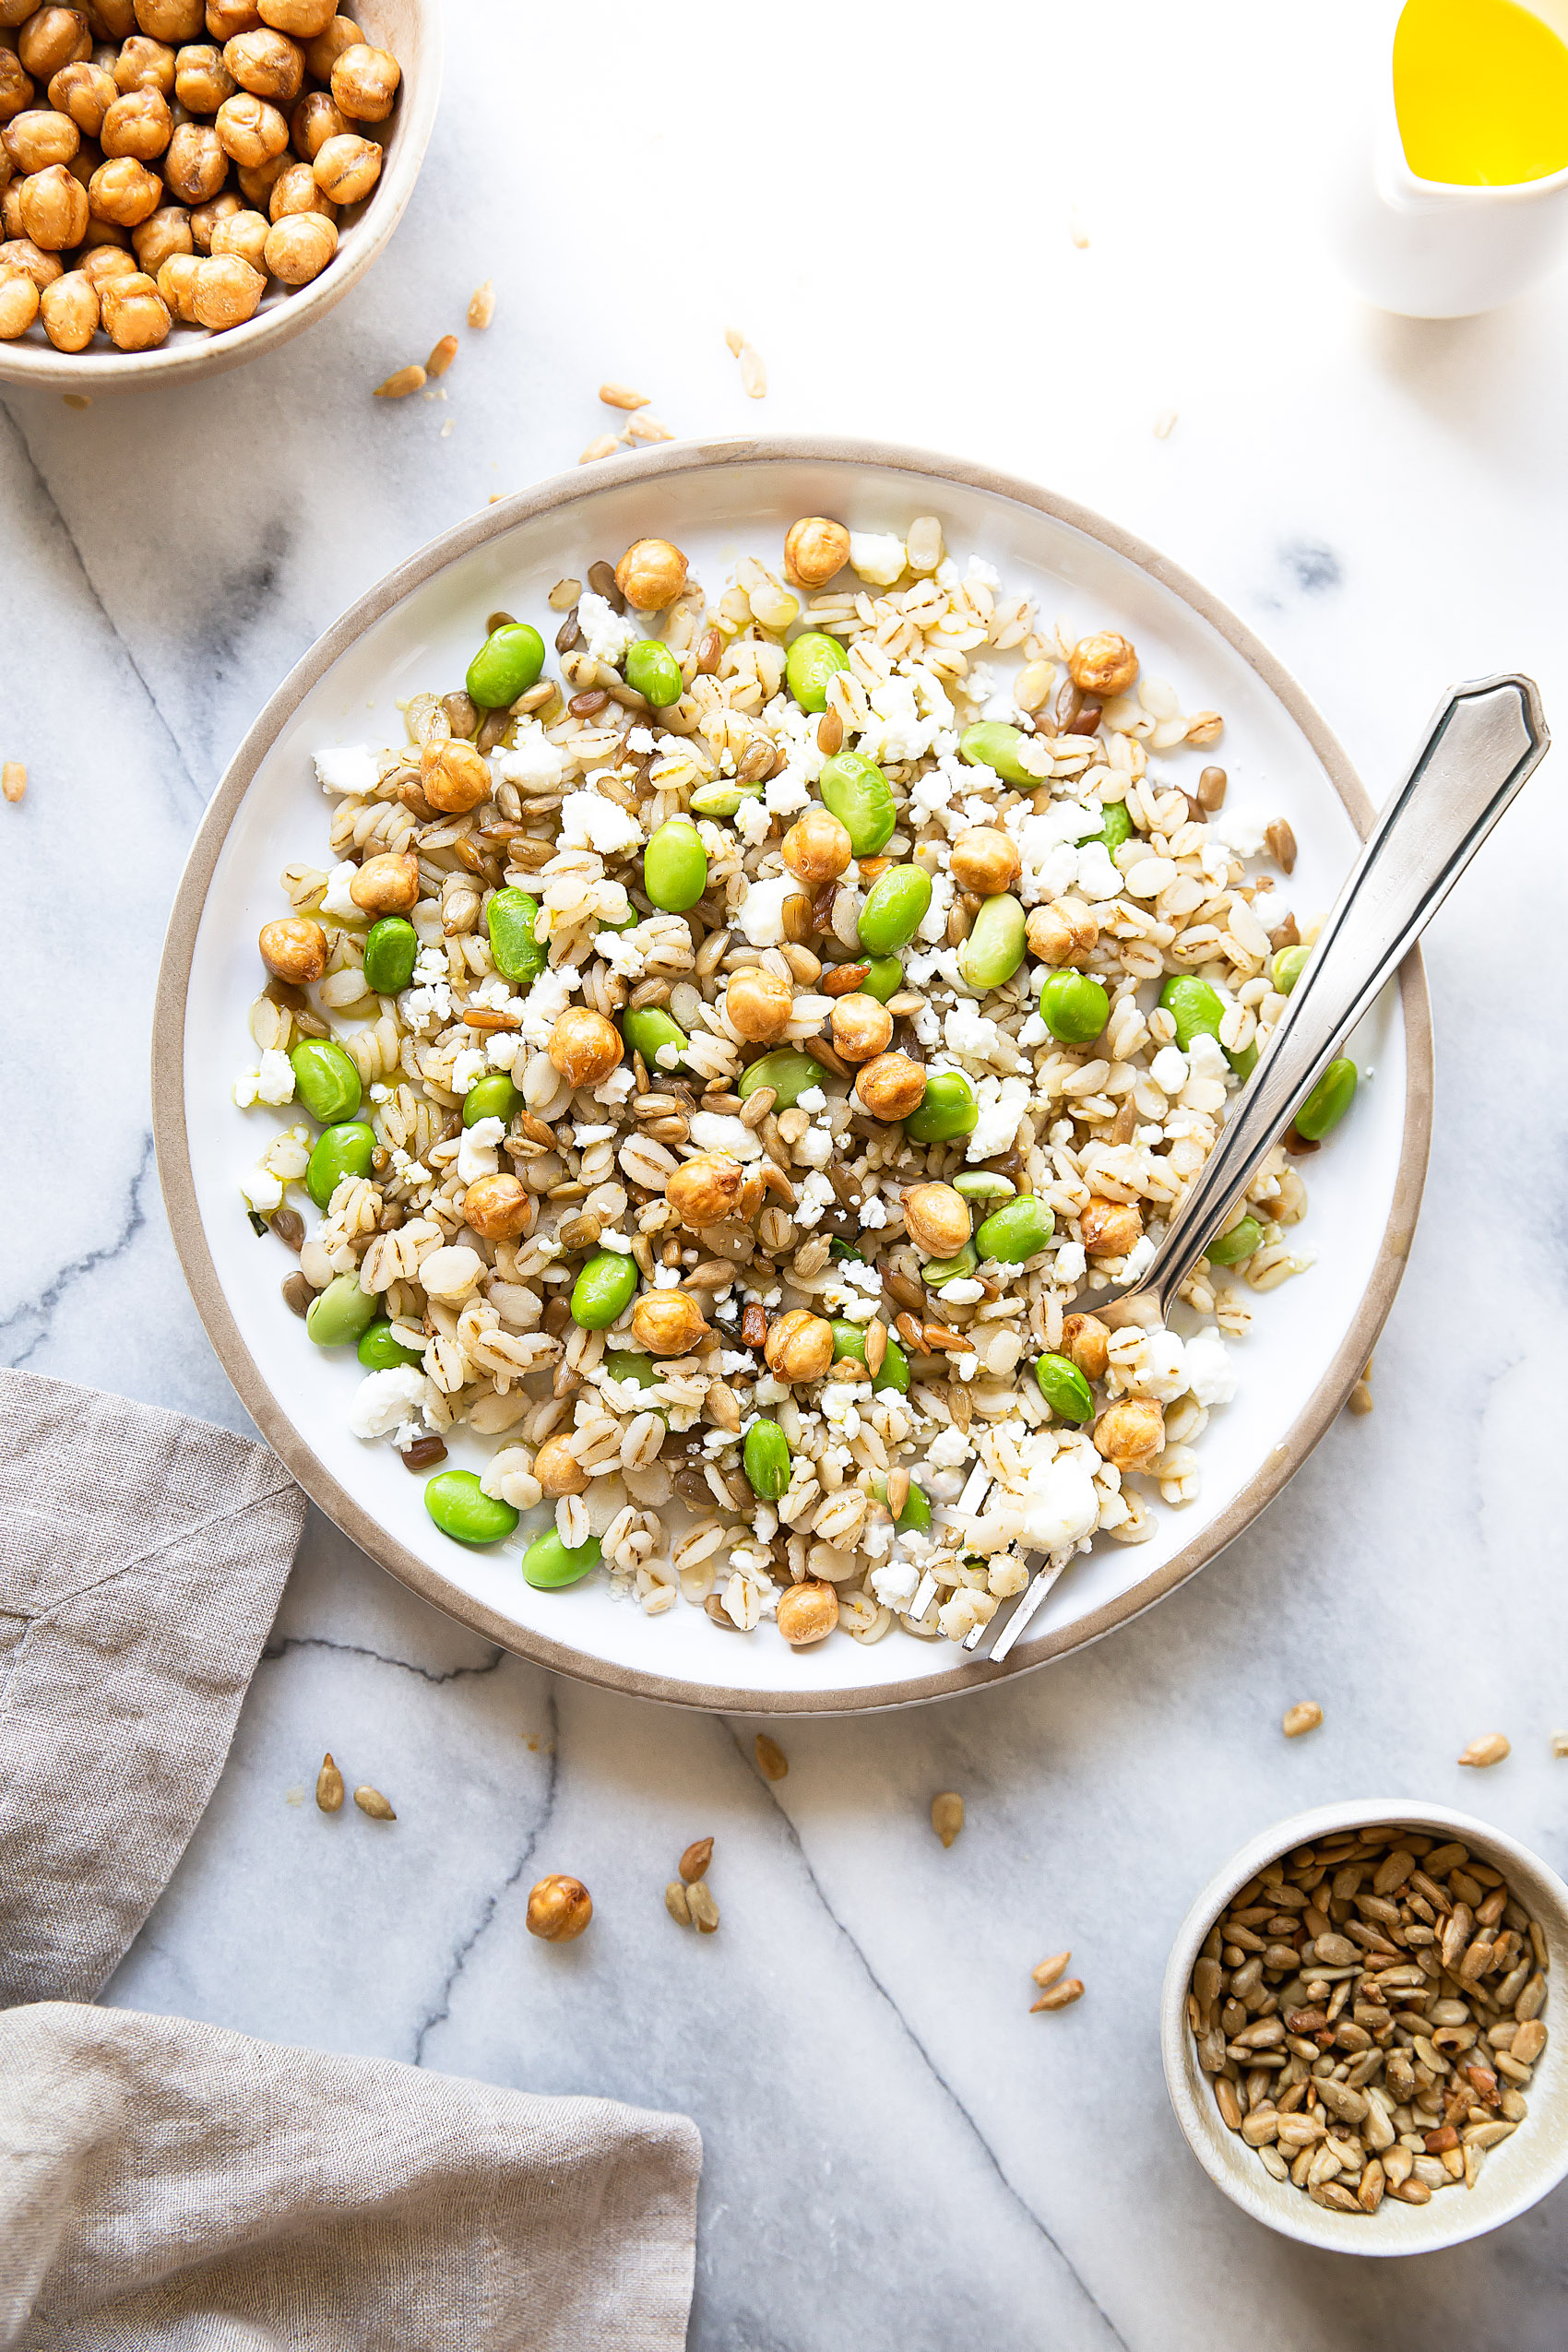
829, 992, 893, 1064
154, 242, 196, 311
950, 826, 1020, 897
18, 8, 91, 78
187, 184, 237, 244
38, 260, 97, 341
630, 1289, 709, 1357
256, 0, 335, 32
900, 1181, 971, 1259
90, 0, 139, 30
4, 105, 80, 170
265, 150, 316, 212
172, 39, 232, 106
525, 1873, 592, 1942
222, 21, 297, 95
1079, 1197, 1143, 1257
339, 851, 415, 919
189, 244, 259, 324
163, 116, 224, 199
256, 915, 327, 982
764, 1307, 835, 1384
208, 196, 264, 263
98, 262, 168, 343
133, 0, 204, 37
666, 1149, 749, 1232
308, 121, 374, 199
419, 737, 491, 814
130, 197, 187, 267
855, 1051, 928, 1123
461, 1171, 534, 1241
113, 31, 174, 89
1068, 631, 1138, 699
0, 261, 39, 333
21, 159, 89, 242
0, 232, 63, 284
532, 1435, 588, 1499
288, 82, 340, 156
777, 1579, 839, 1647
724, 967, 792, 1045
0, 0, 42, 21
48, 57, 115, 129
0, 53, 33, 127
100, 83, 169, 154
299, 8, 354, 77
783, 515, 850, 588
0, 181, 22, 238
547, 1005, 623, 1088
233, 147, 286, 203
1025, 896, 1097, 968
204, 0, 260, 34
781, 806, 852, 885
261, 203, 329, 277
613, 536, 687, 612
1061, 1313, 1111, 1382
80, 234, 137, 281
88, 150, 160, 220
214, 87, 284, 162
328, 36, 395, 120
1093, 1397, 1165, 1475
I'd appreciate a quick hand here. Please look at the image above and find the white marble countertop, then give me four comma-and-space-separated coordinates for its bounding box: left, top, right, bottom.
6, 2, 1568, 2341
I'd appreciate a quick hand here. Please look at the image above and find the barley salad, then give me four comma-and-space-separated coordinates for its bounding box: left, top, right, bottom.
233, 512, 1355, 1653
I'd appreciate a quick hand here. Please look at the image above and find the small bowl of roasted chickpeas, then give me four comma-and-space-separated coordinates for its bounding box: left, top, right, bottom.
0, 0, 439, 387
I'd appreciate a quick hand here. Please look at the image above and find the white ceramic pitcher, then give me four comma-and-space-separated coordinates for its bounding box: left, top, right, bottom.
1324, 0, 1568, 315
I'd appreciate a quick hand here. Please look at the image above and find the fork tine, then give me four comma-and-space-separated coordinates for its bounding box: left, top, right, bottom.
985, 1560, 1063, 1663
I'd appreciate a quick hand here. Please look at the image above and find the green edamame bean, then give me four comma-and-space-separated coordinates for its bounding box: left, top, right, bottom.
861, 956, 903, 1002
784, 629, 849, 712
487, 887, 546, 987
818, 750, 896, 856
830, 1321, 869, 1364
1206, 1215, 1263, 1267
290, 1037, 362, 1124
743, 1418, 792, 1499
570, 1250, 640, 1329
603, 1350, 664, 1400
522, 1526, 601, 1587
426, 1470, 520, 1547
466, 621, 544, 711
643, 818, 707, 913
624, 638, 683, 707
876, 1474, 932, 1533
622, 1004, 690, 1073
1295, 1055, 1357, 1141
874, 1333, 910, 1393
463, 1072, 520, 1128
903, 1069, 978, 1144
1039, 969, 1110, 1045
1272, 944, 1311, 994
1229, 1040, 1258, 1082
1090, 801, 1133, 854
689, 779, 762, 819
957, 893, 1027, 991
921, 1242, 979, 1287
305, 1271, 377, 1348
1035, 1353, 1095, 1421
306, 1120, 376, 1210
955, 1170, 1016, 1202
1159, 974, 1225, 1053
738, 1049, 824, 1110
358, 1317, 424, 1370
975, 1194, 1054, 1265
362, 915, 418, 996
958, 720, 1034, 785
858, 864, 932, 956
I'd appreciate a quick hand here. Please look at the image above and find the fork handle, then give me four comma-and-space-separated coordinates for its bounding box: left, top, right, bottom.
1132, 674, 1549, 1320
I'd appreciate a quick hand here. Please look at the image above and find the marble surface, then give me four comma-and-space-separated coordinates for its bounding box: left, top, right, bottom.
5, 3, 1568, 2342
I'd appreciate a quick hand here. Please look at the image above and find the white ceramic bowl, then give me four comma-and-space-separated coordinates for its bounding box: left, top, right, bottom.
1161, 1800, 1568, 2254
0, 0, 440, 393
153, 435, 1431, 1714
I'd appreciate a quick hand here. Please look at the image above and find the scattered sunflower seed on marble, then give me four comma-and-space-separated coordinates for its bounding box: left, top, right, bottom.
931, 1793, 965, 1848
1283, 1702, 1324, 1739
1030, 1951, 1084, 2013
315, 1752, 344, 1812
1188, 1823, 1548, 2212
353, 1785, 397, 1820
754, 1735, 788, 1783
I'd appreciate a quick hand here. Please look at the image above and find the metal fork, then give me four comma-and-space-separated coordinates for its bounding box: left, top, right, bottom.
968, 673, 1549, 1667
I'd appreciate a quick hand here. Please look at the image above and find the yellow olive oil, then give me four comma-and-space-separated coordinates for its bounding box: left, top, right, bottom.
1395, 0, 1568, 184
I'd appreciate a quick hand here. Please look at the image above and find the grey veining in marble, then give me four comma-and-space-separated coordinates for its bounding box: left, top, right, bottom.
6, 2, 1568, 2343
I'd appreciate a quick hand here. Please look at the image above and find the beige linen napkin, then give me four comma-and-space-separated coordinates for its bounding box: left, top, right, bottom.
0, 1371, 701, 2348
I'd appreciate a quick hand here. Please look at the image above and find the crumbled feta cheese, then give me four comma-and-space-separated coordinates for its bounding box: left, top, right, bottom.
928, 1424, 972, 1467
849, 531, 906, 587
576, 590, 637, 667
1123, 1329, 1189, 1403
944, 1004, 1003, 1059
1208, 809, 1267, 860
1075, 842, 1124, 903
871, 1558, 920, 1610
735, 793, 772, 847
561, 788, 642, 858
254, 1049, 296, 1107
625, 726, 656, 754
964, 1073, 1032, 1162
317, 861, 362, 921
594, 1066, 636, 1106
1120, 1235, 1158, 1284
792, 1170, 837, 1228
856, 665, 953, 766
572, 1123, 614, 1146
233, 1065, 260, 1109
1052, 1240, 1087, 1286
450, 1048, 487, 1096
348, 1366, 430, 1441
517, 968, 573, 1051
597, 1229, 635, 1253
239, 1165, 282, 1216
1183, 1327, 1238, 1408
457, 1116, 504, 1183
1016, 1451, 1099, 1551
796, 1086, 826, 1113
1186, 1032, 1229, 1085
498, 725, 567, 791
965, 554, 1001, 589
1149, 1045, 1189, 1096
688, 1112, 764, 1159
735, 874, 798, 946
860, 1194, 888, 1229
314, 745, 380, 797
937, 1277, 984, 1305
794, 1127, 833, 1169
